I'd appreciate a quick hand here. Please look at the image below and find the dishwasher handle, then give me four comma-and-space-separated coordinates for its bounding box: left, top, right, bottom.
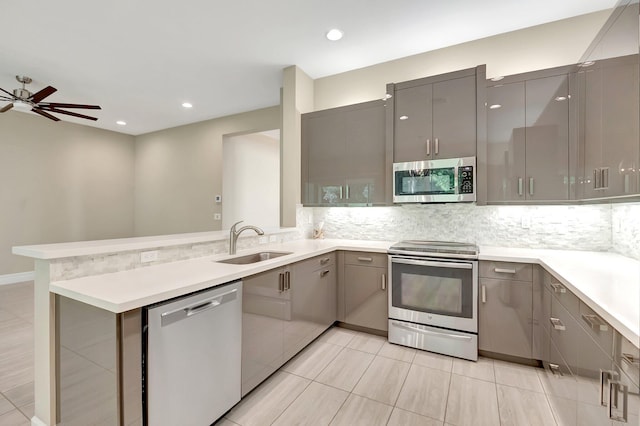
161, 288, 238, 327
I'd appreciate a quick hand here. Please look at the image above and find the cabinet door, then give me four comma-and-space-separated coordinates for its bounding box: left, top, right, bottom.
303, 112, 346, 204
478, 278, 532, 358
432, 75, 477, 159
394, 83, 433, 162
344, 265, 388, 332
486, 82, 526, 202
241, 268, 287, 396
525, 74, 570, 200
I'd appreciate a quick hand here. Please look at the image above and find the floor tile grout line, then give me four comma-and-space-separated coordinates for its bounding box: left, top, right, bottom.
266, 374, 314, 426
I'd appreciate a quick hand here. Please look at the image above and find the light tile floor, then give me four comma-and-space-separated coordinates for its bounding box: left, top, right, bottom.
0, 282, 34, 426
223, 327, 563, 426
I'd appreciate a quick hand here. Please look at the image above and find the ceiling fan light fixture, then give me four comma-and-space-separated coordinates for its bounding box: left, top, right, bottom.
12, 100, 32, 111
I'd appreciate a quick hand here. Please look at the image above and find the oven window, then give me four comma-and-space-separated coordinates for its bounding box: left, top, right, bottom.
391, 260, 474, 318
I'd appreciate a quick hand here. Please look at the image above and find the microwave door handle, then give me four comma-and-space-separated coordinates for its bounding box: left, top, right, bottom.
391, 258, 473, 270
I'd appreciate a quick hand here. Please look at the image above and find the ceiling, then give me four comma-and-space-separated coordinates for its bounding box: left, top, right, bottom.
0, 0, 619, 136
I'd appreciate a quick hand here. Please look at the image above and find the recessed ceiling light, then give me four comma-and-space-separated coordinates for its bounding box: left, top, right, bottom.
326, 29, 343, 41
182, 102, 193, 108
116, 120, 127, 126
489, 104, 502, 109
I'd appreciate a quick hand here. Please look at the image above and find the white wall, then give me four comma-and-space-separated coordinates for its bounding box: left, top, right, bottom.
222, 131, 280, 229
1, 111, 135, 275
134, 106, 280, 236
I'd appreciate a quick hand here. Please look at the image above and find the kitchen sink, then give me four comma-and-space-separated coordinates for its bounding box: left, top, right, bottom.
216, 251, 293, 265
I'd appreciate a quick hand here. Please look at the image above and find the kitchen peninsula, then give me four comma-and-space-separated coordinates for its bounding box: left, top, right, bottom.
13, 231, 640, 426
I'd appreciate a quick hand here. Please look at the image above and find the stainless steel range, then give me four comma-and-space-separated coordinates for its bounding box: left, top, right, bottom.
388, 240, 479, 361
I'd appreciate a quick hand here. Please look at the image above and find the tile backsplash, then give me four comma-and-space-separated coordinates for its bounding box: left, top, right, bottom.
304, 202, 639, 259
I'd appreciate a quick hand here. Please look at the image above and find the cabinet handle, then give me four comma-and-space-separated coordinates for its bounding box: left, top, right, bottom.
549, 317, 566, 331
320, 257, 331, 265
518, 178, 523, 196
345, 185, 350, 199
426, 139, 431, 156
549, 363, 563, 376
434, 138, 439, 155
494, 267, 516, 274
357, 257, 373, 262
320, 269, 330, 277
582, 314, 608, 332
622, 353, 639, 367
550, 282, 566, 293
284, 271, 291, 290
278, 273, 285, 292
624, 174, 630, 193
529, 178, 534, 196
608, 381, 628, 422
481, 285, 486, 303
600, 369, 619, 406
381, 273, 386, 291
594, 168, 601, 189
601, 167, 609, 189
339, 186, 344, 199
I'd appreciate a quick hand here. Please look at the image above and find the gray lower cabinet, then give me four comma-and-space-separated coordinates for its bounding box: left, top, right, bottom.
486, 68, 571, 202
391, 67, 480, 162
302, 99, 387, 206
241, 254, 337, 396
580, 54, 640, 199
537, 269, 639, 425
478, 261, 533, 358
340, 251, 388, 332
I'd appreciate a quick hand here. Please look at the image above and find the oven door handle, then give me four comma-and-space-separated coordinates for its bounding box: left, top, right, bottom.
391, 321, 474, 341
391, 257, 473, 269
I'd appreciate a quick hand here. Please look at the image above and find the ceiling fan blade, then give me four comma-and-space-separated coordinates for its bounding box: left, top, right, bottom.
0, 87, 15, 98
29, 86, 57, 103
0, 103, 13, 113
39, 107, 98, 121
39, 102, 101, 110
32, 108, 60, 122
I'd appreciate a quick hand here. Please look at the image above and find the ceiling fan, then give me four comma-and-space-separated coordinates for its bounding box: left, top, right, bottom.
0, 75, 101, 122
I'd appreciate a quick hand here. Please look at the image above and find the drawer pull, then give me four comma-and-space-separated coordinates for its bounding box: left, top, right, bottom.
622, 353, 640, 367
549, 363, 563, 376
357, 257, 373, 262
582, 314, 608, 332
549, 317, 565, 331
608, 381, 628, 422
320, 270, 330, 277
278, 273, 285, 292
550, 282, 566, 293
600, 369, 619, 406
381, 274, 386, 291
320, 257, 331, 265
481, 285, 487, 303
494, 268, 516, 274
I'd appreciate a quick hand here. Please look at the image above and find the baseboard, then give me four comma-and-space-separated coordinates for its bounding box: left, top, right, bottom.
0, 271, 35, 285
31, 416, 47, 426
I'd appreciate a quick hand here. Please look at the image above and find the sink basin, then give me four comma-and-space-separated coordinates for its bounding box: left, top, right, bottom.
216, 251, 293, 265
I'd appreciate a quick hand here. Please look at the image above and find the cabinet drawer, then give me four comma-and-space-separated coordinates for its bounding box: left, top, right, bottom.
550, 296, 580, 372
295, 253, 335, 275
543, 269, 579, 317
578, 301, 614, 357
479, 261, 532, 281
615, 331, 640, 389
344, 251, 387, 268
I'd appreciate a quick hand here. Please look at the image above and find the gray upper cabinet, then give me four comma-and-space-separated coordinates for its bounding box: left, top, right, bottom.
392, 67, 481, 162
302, 99, 387, 206
486, 69, 571, 202
580, 54, 640, 199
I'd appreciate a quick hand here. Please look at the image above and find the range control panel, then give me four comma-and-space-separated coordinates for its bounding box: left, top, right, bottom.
458, 166, 474, 194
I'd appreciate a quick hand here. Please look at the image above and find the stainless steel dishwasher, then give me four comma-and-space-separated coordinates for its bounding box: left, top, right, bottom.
144, 280, 242, 426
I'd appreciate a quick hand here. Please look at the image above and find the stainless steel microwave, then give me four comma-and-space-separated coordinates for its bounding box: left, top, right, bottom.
393, 157, 476, 203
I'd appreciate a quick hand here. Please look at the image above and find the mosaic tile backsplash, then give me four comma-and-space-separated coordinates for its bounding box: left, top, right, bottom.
304, 203, 638, 259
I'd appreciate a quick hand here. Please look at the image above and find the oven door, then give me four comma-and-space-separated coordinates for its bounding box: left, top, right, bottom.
388, 256, 478, 333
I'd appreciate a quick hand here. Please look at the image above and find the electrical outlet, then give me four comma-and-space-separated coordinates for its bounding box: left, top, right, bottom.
215, 195, 222, 203
214, 213, 221, 220
269, 235, 277, 243
140, 250, 159, 263
521, 215, 531, 229
258, 236, 268, 244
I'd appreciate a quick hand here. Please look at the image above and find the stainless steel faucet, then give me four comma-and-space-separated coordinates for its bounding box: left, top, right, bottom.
229, 221, 264, 255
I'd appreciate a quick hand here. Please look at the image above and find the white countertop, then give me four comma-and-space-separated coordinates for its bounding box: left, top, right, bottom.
47, 239, 639, 347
